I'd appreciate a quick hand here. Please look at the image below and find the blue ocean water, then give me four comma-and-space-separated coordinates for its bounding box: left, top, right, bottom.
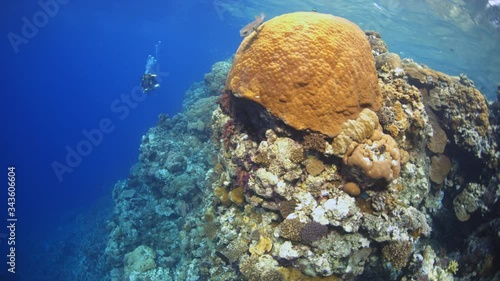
1, 0, 499, 280
1, 1, 239, 279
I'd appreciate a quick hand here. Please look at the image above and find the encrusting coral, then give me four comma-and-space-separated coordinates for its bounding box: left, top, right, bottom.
301, 221, 329, 244
226, 11, 381, 137
343, 129, 401, 185
429, 154, 451, 184
330, 108, 380, 157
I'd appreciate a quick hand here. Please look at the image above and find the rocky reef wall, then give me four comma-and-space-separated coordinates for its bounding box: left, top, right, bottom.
104, 13, 500, 281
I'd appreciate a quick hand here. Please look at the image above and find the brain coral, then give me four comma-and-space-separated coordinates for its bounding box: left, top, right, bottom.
226, 12, 381, 137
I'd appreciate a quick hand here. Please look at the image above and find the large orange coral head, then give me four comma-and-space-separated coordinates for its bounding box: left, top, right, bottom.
226, 12, 381, 137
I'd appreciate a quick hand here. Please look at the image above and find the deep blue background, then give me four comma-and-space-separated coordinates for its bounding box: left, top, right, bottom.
1, 0, 239, 275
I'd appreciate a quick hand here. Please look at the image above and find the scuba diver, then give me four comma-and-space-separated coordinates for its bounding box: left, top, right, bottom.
141, 41, 162, 94
141, 73, 160, 94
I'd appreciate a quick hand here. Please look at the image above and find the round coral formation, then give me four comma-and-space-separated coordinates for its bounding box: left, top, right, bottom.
226, 12, 381, 137
344, 129, 401, 185
343, 182, 361, 197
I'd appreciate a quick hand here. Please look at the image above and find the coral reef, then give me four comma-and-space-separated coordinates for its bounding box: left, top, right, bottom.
226, 12, 381, 137
204, 60, 232, 96
101, 13, 500, 281
404, 61, 497, 168
206, 18, 498, 280
103, 61, 226, 281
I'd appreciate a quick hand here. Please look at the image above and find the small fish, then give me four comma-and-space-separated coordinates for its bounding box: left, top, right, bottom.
240, 12, 265, 37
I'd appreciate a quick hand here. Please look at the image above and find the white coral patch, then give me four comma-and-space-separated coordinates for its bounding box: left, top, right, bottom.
275, 180, 287, 197
311, 254, 332, 276
278, 241, 301, 260
294, 191, 318, 211
324, 195, 354, 220
311, 206, 329, 225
